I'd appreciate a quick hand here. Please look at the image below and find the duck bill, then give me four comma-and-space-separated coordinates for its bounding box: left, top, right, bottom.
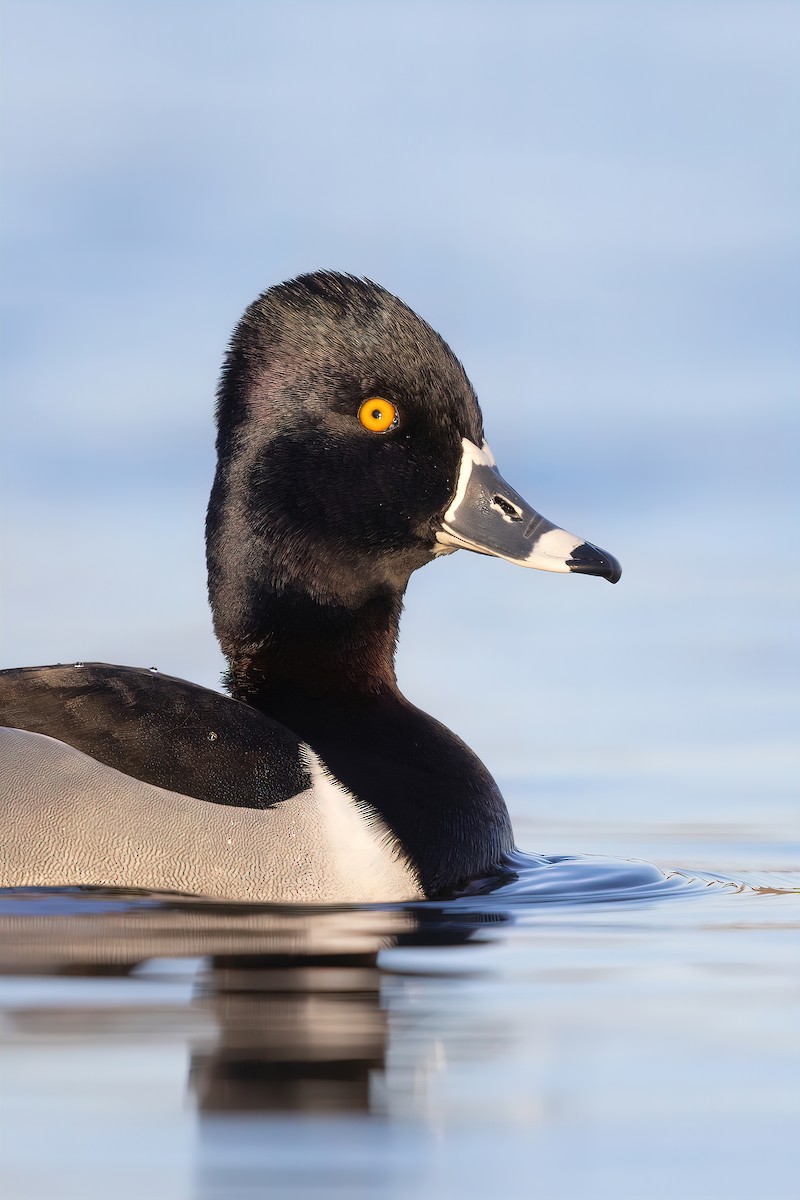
435, 439, 621, 583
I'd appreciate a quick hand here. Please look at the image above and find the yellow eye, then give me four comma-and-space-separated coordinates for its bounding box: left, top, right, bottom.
358, 397, 397, 433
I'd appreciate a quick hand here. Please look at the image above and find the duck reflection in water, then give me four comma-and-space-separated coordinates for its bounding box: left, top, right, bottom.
191, 907, 509, 1115
190, 950, 392, 1114
0, 894, 510, 1117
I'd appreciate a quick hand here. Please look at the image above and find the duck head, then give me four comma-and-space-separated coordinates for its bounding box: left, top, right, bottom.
207, 272, 620, 683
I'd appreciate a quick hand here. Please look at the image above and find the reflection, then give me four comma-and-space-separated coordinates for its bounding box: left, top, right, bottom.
190, 953, 386, 1113
190, 907, 507, 1115
0, 890, 508, 1118
0, 854, 706, 1123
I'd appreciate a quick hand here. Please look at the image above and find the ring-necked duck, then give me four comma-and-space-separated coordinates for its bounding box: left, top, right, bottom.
0, 272, 620, 901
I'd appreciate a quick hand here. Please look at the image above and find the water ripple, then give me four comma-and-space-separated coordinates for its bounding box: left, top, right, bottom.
451, 849, 799, 907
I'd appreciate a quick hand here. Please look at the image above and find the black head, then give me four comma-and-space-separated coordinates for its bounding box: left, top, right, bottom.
207, 272, 485, 660
207, 271, 621, 684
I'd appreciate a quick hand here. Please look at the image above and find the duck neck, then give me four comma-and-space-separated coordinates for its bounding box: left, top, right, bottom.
217, 579, 514, 897
222, 586, 403, 707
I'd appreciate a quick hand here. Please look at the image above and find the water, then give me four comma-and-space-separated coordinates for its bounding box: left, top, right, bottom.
1, 834, 797, 1200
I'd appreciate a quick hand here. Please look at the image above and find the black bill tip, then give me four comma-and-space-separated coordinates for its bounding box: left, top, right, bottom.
566, 542, 622, 584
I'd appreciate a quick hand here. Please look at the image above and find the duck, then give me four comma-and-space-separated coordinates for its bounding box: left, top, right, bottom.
0, 272, 620, 902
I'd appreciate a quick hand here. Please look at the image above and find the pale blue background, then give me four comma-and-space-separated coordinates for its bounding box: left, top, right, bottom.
2, 0, 798, 828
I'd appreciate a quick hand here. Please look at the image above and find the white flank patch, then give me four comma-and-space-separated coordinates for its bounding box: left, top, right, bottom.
298, 745, 421, 899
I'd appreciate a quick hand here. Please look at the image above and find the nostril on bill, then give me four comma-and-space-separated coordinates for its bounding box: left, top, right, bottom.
491, 494, 523, 521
